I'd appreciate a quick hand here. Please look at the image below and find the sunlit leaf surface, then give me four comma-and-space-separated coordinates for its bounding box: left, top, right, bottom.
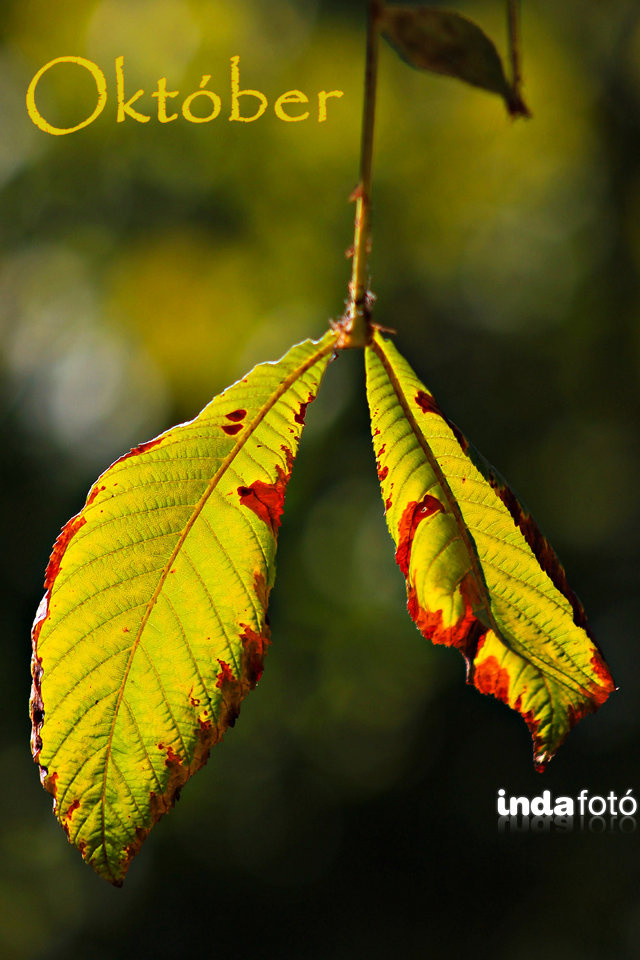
366, 331, 613, 768
30, 332, 336, 885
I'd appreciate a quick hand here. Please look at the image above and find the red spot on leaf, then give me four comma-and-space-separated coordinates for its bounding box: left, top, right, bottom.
113, 436, 163, 467
294, 396, 314, 425
240, 623, 271, 685
474, 655, 511, 703
415, 391, 468, 452
31, 507, 91, 764
225, 703, 241, 728
237, 450, 294, 535
514, 702, 544, 771
44, 515, 86, 593
158, 743, 182, 767
86, 484, 106, 506
225, 409, 246, 422
44, 770, 58, 799
281, 445, 295, 471
222, 423, 243, 436
378, 464, 389, 481
395, 495, 445, 576
474, 633, 487, 657
216, 660, 235, 688
566, 700, 590, 731
29, 651, 45, 760
589, 650, 615, 703
377, 444, 386, 457
253, 570, 271, 612
406, 576, 481, 657
64, 798, 80, 822
238, 480, 285, 533
385, 496, 393, 511
415, 390, 440, 415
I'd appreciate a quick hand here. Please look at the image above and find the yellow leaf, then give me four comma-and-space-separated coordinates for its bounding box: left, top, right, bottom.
366, 331, 613, 769
30, 331, 336, 884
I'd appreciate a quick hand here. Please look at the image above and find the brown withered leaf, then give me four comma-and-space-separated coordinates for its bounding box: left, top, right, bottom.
380, 5, 530, 117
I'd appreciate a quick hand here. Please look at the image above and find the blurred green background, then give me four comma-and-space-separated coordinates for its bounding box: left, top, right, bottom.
2, 0, 640, 957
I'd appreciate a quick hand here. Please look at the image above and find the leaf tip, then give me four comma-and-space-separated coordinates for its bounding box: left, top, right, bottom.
533, 752, 550, 774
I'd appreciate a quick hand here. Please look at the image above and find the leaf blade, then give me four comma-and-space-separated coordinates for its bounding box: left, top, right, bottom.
366, 332, 613, 768
31, 332, 336, 884
380, 6, 530, 117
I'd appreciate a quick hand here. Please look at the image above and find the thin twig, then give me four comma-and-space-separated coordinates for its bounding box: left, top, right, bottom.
507, 0, 523, 98
342, 0, 383, 347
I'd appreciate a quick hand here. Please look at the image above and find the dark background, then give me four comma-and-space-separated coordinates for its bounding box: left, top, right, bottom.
1, 1, 639, 956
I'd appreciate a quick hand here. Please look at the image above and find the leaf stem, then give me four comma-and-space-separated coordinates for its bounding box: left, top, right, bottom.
507, 0, 523, 101
342, 0, 383, 347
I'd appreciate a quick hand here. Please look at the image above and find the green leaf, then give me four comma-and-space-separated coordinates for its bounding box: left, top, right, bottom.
30, 332, 336, 885
365, 332, 613, 769
380, 5, 530, 117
